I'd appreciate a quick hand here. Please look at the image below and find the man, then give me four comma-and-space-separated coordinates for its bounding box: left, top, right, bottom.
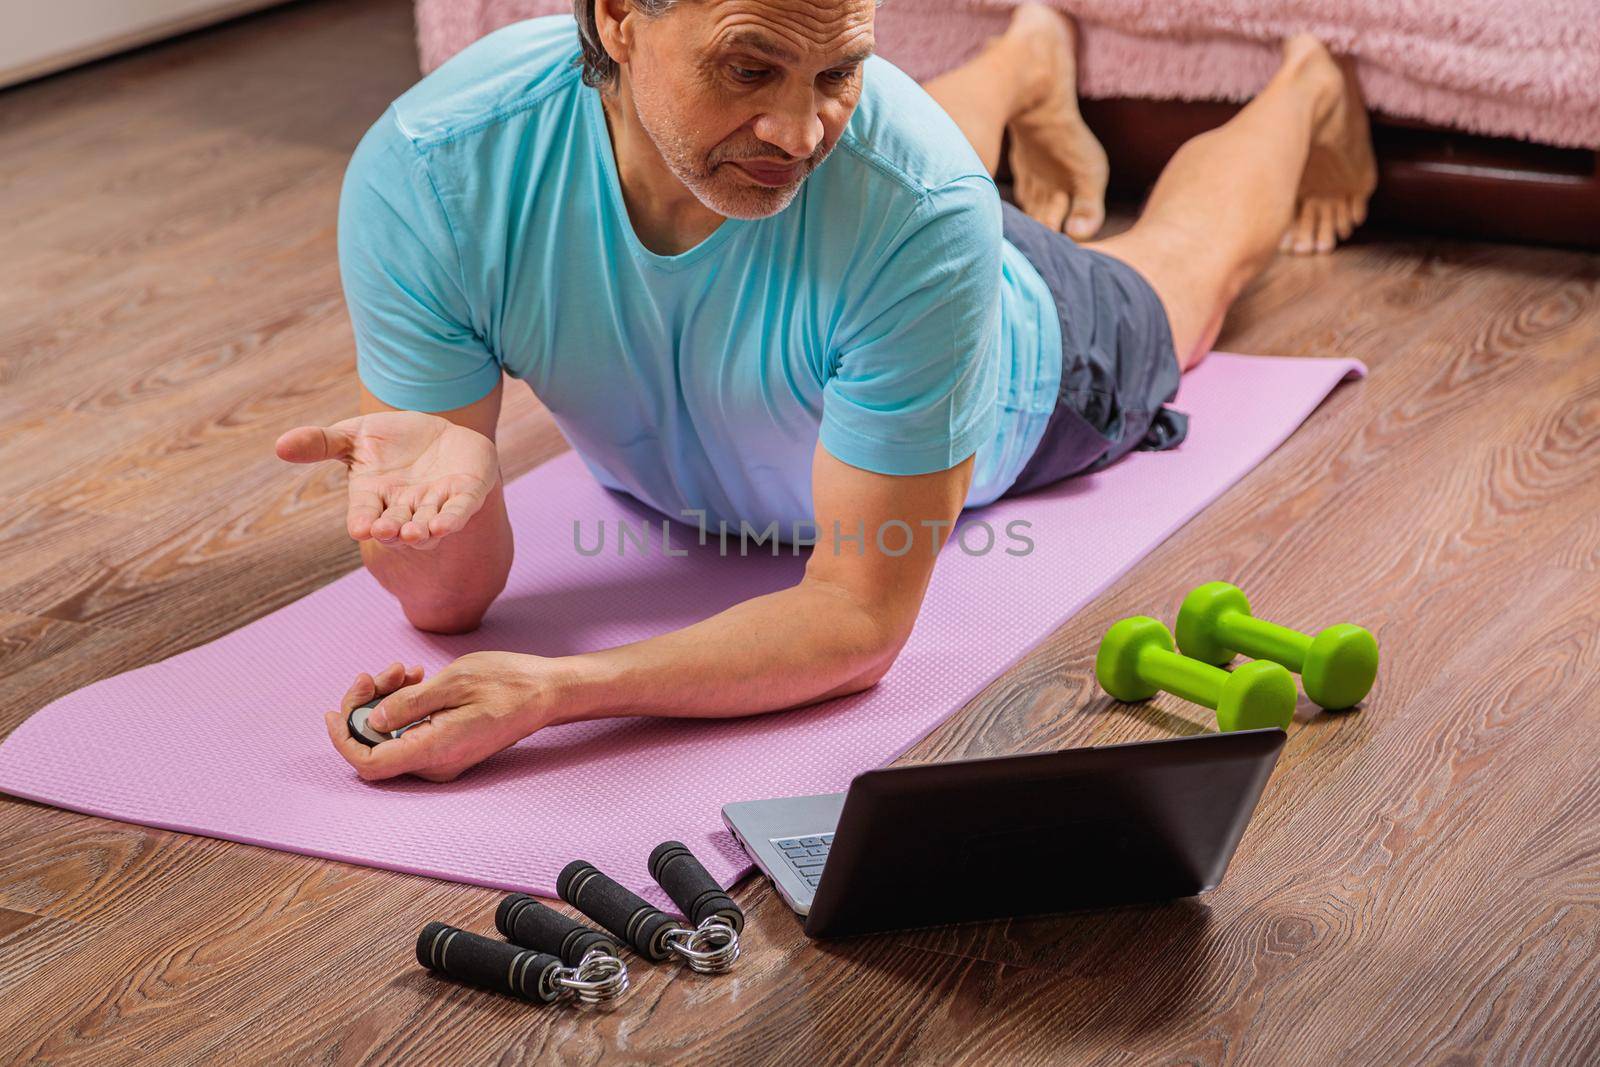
276, 0, 1373, 781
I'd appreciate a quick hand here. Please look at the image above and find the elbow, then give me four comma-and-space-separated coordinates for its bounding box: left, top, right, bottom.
395, 582, 505, 634
402, 601, 492, 635
803, 576, 918, 699
827, 628, 911, 698
359, 541, 508, 635
824, 650, 898, 701
857, 640, 905, 688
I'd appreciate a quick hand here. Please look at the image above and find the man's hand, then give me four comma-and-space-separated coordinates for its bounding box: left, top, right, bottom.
276, 411, 500, 551
318, 441, 973, 782
323, 652, 572, 782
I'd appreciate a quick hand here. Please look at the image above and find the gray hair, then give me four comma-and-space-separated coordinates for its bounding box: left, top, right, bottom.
572, 0, 883, 90
573, 0, 677, 90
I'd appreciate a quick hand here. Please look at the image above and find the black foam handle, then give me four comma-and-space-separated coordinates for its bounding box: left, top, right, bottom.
648, 840, 745, 934
557, 860, 681, 961
496, 893, 621, 966
415, 922, 562, 1003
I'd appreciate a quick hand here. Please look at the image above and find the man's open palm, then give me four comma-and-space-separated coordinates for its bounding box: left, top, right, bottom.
275, 411, 499, 550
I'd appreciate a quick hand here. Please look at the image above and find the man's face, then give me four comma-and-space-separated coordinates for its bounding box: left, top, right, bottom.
619, 0, 876, 219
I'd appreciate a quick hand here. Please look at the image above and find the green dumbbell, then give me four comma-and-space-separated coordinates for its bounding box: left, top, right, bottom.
1175, 582, 1378, 710
1096, 616, 1296, 731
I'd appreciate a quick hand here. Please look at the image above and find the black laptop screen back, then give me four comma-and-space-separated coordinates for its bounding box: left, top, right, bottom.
803, 729, 1284, 938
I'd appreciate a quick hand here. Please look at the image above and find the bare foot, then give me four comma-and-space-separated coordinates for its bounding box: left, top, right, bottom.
1280, 35, 1376, 255
1003, 5, 1109, 240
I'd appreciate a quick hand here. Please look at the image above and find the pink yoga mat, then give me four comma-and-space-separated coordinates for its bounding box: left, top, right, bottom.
0, 354, 1363, 904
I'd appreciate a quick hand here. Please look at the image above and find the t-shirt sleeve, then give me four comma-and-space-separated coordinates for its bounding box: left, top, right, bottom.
819, 174, 1002, 476
337, 110, 501, 412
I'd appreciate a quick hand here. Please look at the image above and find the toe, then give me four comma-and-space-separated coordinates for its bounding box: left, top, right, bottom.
1333, 198, 1354, 241
1035, 189, 1070, 233
1314, 199, 1336, 253
1066, 192, 1105, 241
1292, 202, 1317, 255
1011, 169, 1058, 233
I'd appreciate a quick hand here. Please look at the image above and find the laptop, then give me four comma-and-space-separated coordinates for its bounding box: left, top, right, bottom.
722, 729, 1285, 938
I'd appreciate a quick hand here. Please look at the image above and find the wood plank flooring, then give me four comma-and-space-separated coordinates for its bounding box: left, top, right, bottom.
1, 1, 1596, 1062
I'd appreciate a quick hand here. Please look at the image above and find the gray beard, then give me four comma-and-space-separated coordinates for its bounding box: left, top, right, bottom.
636, 100, 830, 221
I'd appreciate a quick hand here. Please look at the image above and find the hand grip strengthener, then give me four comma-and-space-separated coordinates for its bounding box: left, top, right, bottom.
495, 892, 630, 1002
415, 920, 628, 1005
558, 842, 743, 974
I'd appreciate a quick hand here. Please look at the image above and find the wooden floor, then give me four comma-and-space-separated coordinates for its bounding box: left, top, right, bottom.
2, 1, 1597, 1062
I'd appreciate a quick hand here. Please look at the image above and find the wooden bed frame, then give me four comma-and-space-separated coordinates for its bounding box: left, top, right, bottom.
1064, 99, 1600, 251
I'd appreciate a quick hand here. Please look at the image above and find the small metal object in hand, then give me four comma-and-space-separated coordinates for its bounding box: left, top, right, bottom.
346, 695, 429, 748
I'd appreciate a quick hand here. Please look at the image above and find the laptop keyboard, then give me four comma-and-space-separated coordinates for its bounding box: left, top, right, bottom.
772, 833, 834, 890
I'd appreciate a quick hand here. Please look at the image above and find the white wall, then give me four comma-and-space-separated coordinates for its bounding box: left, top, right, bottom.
0, 0, 292, 88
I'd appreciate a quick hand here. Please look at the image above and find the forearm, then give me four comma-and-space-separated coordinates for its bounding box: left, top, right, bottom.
551, 578, 904, 726
362, 480, 514, 633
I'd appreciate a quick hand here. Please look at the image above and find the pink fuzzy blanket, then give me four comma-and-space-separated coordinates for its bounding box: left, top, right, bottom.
415, 0, 1599, 148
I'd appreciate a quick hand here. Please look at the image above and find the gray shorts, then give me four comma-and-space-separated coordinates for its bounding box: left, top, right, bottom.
999, 200, 1188, 498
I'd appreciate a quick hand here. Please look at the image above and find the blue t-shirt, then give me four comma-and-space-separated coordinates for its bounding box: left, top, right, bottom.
339, 15, 1061, 534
